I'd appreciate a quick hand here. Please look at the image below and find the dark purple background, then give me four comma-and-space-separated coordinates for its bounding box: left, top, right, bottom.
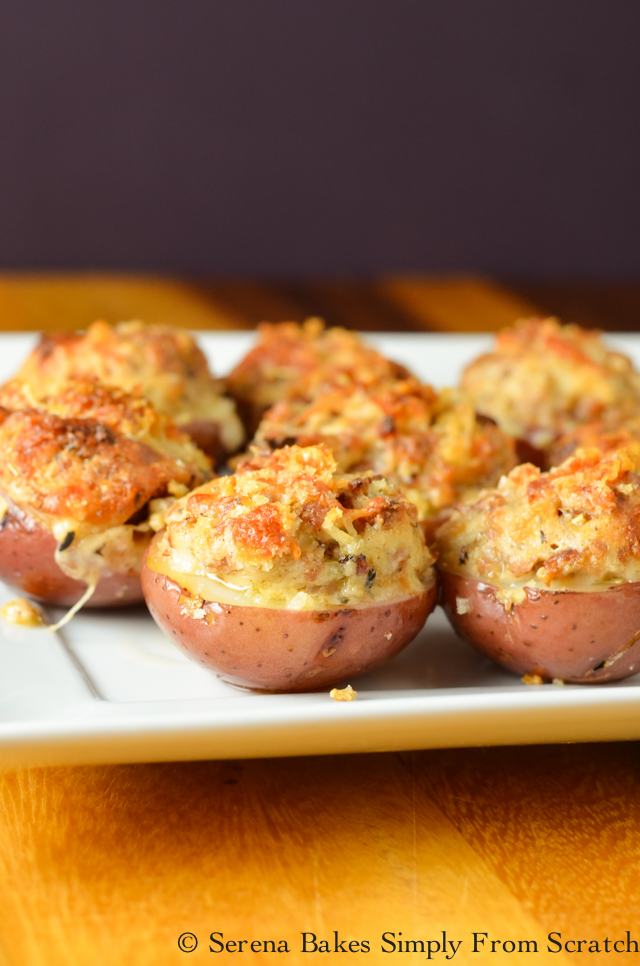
1, 1, 639, 276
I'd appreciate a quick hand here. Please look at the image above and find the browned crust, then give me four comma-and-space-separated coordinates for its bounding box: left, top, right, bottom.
6, 324, 243, 460
548, 418, 640, 469
0, 408, 204, 528
0, 508, 144, 607
30, 324, 211, 379
19, 321, 218, 410
440, 570, 640, 684
435, 447, 640, 587
226, 319, 411, 434
460, 318, 640, 452
253, 381, 517, 520
162, 445, 433, 583
142, 561, 436, 692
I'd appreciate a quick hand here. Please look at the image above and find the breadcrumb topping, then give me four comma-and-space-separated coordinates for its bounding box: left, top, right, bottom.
436, 445, 640, 592
0, 378, 211, 473
149, 444, 435, 609
0, 381, 212, 595
549, 415, 640, 468
226, 318, 411, 431
461, 318, 640, 449
254, 379, 516, 522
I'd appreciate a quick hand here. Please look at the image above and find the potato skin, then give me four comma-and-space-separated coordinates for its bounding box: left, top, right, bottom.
0, 509, 143, 608
440, 571, 640, 683
514, 438, 547, 469
179, 419, 227, 467
142, 559, 437, 692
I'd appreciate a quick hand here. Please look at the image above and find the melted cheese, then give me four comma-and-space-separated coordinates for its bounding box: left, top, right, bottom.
147, 539, 433, 610
49, 493, 178, 589
48, 581, 98, 632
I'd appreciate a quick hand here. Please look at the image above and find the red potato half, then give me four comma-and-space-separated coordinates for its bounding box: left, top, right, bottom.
440, 570, 640, 684
142, 560, 437, 692
0, 509, 143, 608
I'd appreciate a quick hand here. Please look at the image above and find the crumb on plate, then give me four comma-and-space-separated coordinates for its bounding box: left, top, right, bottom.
330, 684, 357, 701
521, 673, 544, 686
0, 597, 45, 628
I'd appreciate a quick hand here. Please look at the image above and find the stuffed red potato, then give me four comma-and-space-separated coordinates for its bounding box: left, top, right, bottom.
460, 318, 640, 467
14, 319, 245, 464
435, 446, 640, 683
0, 381, 210, 610
226, 318, 411, 434
142, 444, 437, 691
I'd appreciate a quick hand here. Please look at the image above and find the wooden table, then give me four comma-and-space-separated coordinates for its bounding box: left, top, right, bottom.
0, 275, 638, 966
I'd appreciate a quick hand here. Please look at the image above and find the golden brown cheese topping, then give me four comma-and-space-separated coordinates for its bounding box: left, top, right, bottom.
461, 318, 640, 450
0, 378, 211, 474
148, 444, 435, 610
549, 416, 640, 468
436, 446, 640, 601
15, 320, 244, 453
254, 379, 516, 524
0, 382, 212, 593
226, 318, 411, 432
0, 409, 206, 529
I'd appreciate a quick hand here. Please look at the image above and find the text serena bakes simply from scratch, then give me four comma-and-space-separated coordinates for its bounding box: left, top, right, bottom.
196, 930, 640, 956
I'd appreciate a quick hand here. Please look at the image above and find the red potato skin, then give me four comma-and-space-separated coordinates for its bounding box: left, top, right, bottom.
422, 514, 449, 546
142, 558, 437, 692
515, 439, 547, 469
180, 420, 228, 467
0, 509, 143, 607
440, 571, 640, 683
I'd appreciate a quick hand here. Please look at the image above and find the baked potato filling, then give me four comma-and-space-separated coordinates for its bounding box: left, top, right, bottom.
254, 379, 516, 522
14, 319, 245, 453
0, 382, 211, 588
147, 444, 435, 609
436, 445, 640, 605
461, 317, 640, 449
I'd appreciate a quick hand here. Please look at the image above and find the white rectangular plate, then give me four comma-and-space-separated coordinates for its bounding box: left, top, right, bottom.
2, 330, 640, 771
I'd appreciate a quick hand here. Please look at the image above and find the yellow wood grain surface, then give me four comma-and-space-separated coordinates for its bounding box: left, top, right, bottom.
0, 274, 253, 331
0, 275, 637, 965
377, 276, 538, 333
2, 749, 639, 965
0, 273, 539, 333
